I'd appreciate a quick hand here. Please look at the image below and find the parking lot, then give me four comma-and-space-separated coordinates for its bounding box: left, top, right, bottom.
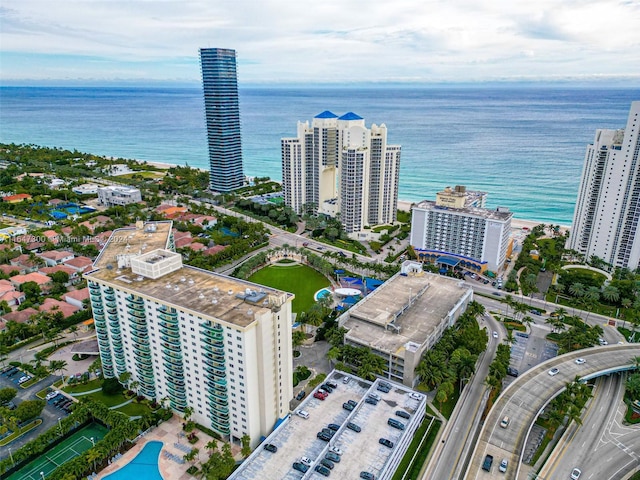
230, 371, 426, 480
0, 366, 72, 457
507, 324, 559, 384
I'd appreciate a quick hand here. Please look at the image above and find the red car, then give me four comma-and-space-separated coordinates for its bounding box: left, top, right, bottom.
314, 391, 327, 400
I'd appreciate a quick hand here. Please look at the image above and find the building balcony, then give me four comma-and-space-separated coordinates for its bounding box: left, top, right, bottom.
210, 417, 230, 435
158, 320, 179, 331
170, 399, 187, 412
159, 326, 180, 339
127, 308, 146, 319
207, 390, 228, 402
204, 365, 226, 377
126, 295, 144, 305
161, 342, 181, 354
167, 384, 186, 398
164, 367, 184, 379
202, 343, 224, 356
162, 351, 183, 362
202, 336, 224, 348
138, 370, 154, 383
160, 335, 180, 347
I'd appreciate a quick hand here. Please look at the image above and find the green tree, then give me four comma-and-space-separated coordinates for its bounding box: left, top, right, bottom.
0, 387, 17, 405
14, 399, 45, 422
292, 330, 307, 352
241, 434, 251, 458
118, 371, 132, 389
102, 377, 123, 395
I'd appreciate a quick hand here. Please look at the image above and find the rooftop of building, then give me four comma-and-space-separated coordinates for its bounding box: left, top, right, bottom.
413, 199, 513, 222
85, 221, 292, 329
343, 267, 471, 357
338, 112, 363, 121
314, 110, 338, 119
98, 185, 140, 193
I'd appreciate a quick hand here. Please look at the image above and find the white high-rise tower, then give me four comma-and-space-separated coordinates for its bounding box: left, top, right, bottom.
281, 111, 401, 234
568, 101, 640, 270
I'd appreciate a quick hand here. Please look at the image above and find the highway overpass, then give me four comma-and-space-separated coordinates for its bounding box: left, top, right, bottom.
465, 344, 640, 480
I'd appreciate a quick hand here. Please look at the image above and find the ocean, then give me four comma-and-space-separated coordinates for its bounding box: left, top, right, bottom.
1, 85, 638, 225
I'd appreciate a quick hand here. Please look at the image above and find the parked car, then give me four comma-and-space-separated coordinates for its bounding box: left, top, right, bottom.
326, 381, 338, 389
314, 465, 330, 477
482, 454, 494, 472
329, 445, 343, 456
377, 384, 390, 393
321, 384, 333, 393
368, 393, 381, 401
263, 443, 277, 453
360, 473, 375, 480
499, 458, 508, 473
388, 418, 405, 430
409, 392, 422, 401
342, 402, 355, 411
365, 397, 378, 406
296, 410, 309, 419
347, 422, 362, 432
342, 376, 350, 384
46, 391, 60, 401
379, 438, 394, 448
314, 391, 327, 401
296, 390, 306, 401
292, 462, 309, 473
325, 452, 341, 463
327, 423, 340, 431
347, 399, 357, 407
300, 456, 312, 466
317, 431, 331, 442
320, 459, 334, 470
506, 367, 519, 377
396, 410, 410, 419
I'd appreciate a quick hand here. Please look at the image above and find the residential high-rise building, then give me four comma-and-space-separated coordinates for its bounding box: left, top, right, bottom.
410, 186, 513, 273
568, 101, 640, 270
200, 48, 244, 192
85, 221, 293, 447
281, 111, 401, 234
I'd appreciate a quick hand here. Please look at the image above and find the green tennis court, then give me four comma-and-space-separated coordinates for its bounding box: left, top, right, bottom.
6, 422, 109, 480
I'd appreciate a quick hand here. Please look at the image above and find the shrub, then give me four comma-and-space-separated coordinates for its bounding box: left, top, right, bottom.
101, 377, 123, 395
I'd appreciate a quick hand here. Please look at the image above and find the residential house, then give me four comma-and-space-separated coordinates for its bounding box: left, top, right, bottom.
39, 265, 79, 285
63, 288, 89, 309
39, 298, 80, 318
63, 256, 94, 273
2, 193, 32, 203
10, 272, 53, 292
38, 250, 75, 267
10, 254, 42, 273
1, 307, 39, 325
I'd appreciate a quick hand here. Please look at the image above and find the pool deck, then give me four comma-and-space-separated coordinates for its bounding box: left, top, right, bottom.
96, 415, 242, 480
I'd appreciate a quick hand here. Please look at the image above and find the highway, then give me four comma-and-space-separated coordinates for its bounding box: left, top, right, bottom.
540, 373, 640, 480
423, 312, 502, 480
465, 344, 640, 480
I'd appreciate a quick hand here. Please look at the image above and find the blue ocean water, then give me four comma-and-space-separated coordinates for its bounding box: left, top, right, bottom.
1, 85, 638, 225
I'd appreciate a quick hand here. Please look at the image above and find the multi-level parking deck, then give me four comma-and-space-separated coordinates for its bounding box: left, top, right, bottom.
229, 371, 426, 480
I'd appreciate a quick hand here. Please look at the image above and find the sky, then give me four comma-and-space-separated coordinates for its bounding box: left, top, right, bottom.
2, 0, 640, 85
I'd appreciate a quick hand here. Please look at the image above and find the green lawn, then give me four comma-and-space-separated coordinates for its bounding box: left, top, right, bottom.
248, 263, 330, 313
79, 390, 127, 407
115, 401, 153, 417
63, 378, 103, 394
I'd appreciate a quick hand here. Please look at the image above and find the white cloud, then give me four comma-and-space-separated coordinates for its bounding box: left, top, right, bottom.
1, 0, 639, 82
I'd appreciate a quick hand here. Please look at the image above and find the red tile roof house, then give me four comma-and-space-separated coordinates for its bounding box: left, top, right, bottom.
0, 290, 26, 308
38, 250, 75, 267
39, 298, 79, 318
0, 264, 24, 276
42, 230, 62, 245
1, 307, 38, 325
193, 215, 217, 228
10, 272, 53, 292
188, 242, 206, 252
203, 245, 228, 256
63, 256, 94, 273
2, 193, 32, 203
174, 236, 193, 249
10, 254, 41, 273
63, 288, 89, 309
39, 265, 80, 285
48, 198, 65, 206
24, 241, 46, 252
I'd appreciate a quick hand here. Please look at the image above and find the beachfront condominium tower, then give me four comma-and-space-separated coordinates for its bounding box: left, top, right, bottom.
568, 101, 640, 270
281, 111, 401, 234
85, 221, 294, 447
200, 48, 244, 192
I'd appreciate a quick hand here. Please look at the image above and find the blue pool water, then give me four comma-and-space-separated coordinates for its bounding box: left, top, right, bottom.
314, 288, 332, 301
104, 441, 163, 480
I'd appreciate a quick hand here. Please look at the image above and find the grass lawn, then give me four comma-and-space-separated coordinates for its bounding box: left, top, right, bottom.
0, 419, 42, 447
391, 416, 442, 480
79, 390, 127, 407
115, 401, 152, 417
248, 263, 330, 313
63, 378, 103, 394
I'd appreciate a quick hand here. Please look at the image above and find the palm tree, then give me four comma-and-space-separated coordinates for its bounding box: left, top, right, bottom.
569, 282, 585, 298
292, 330, 307, 352
86, 448, 102, 472
602, 285, 620, 304
553, 307, 568, 321
49, 359, 68, 384
118, 371, 132, 390
69, 325, 79, 340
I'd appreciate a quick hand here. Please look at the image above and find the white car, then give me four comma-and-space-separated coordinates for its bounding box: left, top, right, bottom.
493, 331, 499, 338
548, 368, 560, 376
300, 456, 312, 466
409, 392, 422, 401
343, 376, 350, 384
18, 375, 31, 384
574, 358, 586, 365
296, 410, 309, 419
570, 467, 581, 480
329, 446, 343, 456
499, 458, 508, 473
45, 391, 60, 400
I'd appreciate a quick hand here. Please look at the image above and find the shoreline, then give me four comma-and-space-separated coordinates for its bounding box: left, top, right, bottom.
141, 160, 571, 231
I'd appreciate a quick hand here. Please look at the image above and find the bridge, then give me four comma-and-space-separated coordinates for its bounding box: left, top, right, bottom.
465, 344, 640, 480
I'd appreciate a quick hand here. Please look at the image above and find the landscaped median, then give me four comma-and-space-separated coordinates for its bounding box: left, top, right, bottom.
391, 414, 441, 480
0, 419, 42, 447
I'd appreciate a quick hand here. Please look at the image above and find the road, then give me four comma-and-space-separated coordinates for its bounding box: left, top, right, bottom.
541, 373, 640, 480
465, 344, 640, 480
423, 312, 502, 480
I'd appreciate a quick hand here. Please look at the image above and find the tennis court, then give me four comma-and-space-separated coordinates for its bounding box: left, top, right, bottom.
6, 422, 109, 480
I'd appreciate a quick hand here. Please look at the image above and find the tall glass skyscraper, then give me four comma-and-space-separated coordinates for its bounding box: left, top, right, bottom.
199, 48, 244, 192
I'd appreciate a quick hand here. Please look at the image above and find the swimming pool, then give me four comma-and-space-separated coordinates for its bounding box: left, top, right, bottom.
314, 288, 332, 301
104, 441, 163, 480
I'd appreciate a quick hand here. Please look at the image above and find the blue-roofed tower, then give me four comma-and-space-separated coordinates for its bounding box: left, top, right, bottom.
282, 112, 401, 235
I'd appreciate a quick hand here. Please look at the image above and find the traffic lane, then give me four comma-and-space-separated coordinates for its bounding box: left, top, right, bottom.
468, 345, 640, 480
542, 375, 623, 480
